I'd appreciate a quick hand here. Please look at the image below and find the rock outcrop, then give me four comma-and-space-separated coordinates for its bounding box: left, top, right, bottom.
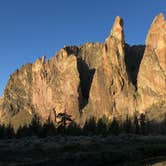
1, 13, 166, 128
0, 51, 82, 128
83, 16, 135, 121
137, 13, 166, 119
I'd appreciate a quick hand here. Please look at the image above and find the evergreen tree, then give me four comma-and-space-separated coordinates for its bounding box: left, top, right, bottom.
133, 115, 139, 134
123, 115, 133, 133
41, 115, 56, 137
163, 113, 166, 127
145, 116, 151, 135
5, 123, 15, 139
66, 121, 82, 136
28, 114, 42, 137
57, 111, 72, 134
158, 113, 166, 134
0, 123, 15, 139
83, 117, 97, 135
108, 117, 120, 135
140, 113, 146, 135
0, 124, 5, 139
96, 118, 107, 136
16, 125, 31, 138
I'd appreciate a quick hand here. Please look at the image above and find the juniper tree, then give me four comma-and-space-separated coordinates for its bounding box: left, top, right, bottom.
57, 111, 72, 134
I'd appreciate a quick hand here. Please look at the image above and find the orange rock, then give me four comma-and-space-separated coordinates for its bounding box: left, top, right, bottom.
84, 16, 135, 121
137, 13, 166, 116
2, 13, 166, 128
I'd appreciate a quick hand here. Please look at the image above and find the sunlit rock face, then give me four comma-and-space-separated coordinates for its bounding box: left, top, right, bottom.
0, 50, 81, 128
137, 13, 166, 118
83, 16, 136, 121
2, 13, 166, 128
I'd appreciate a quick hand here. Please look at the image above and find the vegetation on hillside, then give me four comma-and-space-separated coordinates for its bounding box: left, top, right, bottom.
1, 112, 166, 139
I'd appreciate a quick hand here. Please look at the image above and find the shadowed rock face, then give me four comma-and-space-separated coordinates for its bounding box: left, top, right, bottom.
1, 13, 166, 128
125, 44, 145, 86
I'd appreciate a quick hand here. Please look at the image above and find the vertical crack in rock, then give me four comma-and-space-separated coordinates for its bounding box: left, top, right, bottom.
125, 44, 145, 87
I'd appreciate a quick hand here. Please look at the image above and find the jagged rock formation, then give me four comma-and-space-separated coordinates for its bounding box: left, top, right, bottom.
137, 13, 166, 119
0, 52, 82, 128
1, 13, 166, 128
82, 16, 136, 121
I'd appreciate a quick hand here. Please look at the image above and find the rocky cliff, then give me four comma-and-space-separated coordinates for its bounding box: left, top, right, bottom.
137, 13, 166, 120
82, 16, 136, 121
1, 13, 166, 128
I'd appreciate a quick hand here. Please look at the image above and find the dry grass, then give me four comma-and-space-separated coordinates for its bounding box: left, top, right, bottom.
0, 134, 166, 165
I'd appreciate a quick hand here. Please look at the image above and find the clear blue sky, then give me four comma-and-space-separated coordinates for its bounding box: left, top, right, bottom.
0, 0, 166, 96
